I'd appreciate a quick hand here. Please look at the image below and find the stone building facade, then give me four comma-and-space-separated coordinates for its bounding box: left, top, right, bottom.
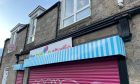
0, 24, 28, 84
0, 0, 140, 84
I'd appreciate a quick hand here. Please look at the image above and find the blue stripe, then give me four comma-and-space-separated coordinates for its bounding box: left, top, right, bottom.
77, 45, 80, 60
92, 42, 96, 58
73, 47, 76, 60
116, 36, 120, 54
96, 41, 99, 57
88, 43, 92, 59
13, 64, 24, 70
100, 39, 104, 57
85, 43, 88, 59
110, 37, 115, 56
105, 38, 109, 56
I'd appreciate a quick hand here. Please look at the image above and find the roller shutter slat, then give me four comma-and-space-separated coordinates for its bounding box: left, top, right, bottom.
16, 71, 24, 84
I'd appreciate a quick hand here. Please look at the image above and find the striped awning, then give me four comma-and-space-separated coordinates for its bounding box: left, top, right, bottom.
23, 35, 126, 68
13, 64, 24, 70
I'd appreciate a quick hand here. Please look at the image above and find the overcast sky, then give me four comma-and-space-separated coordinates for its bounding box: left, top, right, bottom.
0, 0, 58, 48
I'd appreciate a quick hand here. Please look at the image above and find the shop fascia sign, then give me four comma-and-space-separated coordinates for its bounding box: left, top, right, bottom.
30, 37, 72, 57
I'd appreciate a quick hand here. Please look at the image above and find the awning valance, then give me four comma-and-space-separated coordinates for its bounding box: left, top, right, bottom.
23, 35, 126, 68
13, 64, 24, 70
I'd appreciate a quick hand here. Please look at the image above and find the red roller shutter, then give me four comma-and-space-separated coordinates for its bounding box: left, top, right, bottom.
16, 71, 24, 84
28, 57, 120, 84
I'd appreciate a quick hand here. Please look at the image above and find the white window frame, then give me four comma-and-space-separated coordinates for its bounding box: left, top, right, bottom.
8, 29, 18, 53
10, 30, 17, 45
28, 17, 37, 43
60, 0, 91, 29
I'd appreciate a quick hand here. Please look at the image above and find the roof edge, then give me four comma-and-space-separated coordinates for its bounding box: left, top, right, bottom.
37, 1, 60, 19
28, 5, 46, 17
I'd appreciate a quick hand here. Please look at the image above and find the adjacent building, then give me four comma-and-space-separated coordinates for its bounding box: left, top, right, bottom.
0, 0, 140, 84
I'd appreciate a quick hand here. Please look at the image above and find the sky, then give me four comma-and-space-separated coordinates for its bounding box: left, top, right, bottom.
0, 0, 58, 48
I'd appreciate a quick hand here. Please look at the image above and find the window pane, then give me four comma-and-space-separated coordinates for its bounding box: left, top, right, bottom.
65, 0, 74, 17
77, 0, 89, 10
76, 7, 90, 21
63, 16, 74, 27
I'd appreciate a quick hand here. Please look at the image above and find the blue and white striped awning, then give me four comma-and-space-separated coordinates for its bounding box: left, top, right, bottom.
13, 64, 25, 70
23, 35, 126, 68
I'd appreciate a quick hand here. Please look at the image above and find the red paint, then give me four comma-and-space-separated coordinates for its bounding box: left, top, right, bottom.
16, 71, 24, 84
28, 57, 120, 84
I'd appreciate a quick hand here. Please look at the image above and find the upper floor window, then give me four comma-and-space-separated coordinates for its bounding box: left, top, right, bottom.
61, 0, 91, 28
10, 32, 17, 45
8, 31, 17, 53
28, 17, 37, 43
27, 6, 46, 44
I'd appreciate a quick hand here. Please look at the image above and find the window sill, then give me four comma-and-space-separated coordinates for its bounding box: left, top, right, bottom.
60, 16, 92, 30
58, 16, 92, 37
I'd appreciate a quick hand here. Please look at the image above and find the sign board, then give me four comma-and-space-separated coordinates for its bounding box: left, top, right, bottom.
30, 37, 72, 57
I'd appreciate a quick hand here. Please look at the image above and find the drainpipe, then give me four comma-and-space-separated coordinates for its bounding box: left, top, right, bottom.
15, 54, 19, 64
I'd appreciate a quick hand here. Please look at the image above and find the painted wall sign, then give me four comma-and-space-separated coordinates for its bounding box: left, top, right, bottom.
30, 37, 72, 57
31, 78, 104, 84
2, 67, 9, 84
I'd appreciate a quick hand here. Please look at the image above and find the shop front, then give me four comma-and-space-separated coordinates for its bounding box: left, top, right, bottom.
14, 35, 127, 84
28, 57, 120, 84
13, 64, 25, 84
15, 71, 24, 84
